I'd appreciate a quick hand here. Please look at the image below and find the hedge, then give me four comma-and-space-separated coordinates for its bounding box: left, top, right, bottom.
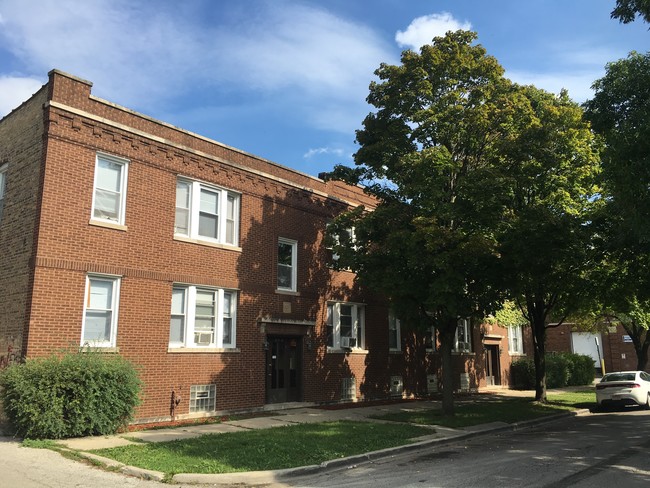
0, 350, 141, 439
511, 352, 595, 390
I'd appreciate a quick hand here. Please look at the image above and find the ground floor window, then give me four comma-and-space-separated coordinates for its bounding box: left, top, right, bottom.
327, 301, 365, 350
454, 318, 472, 352
170, 285, 236, 348
509, 325, 524, 354
81, 274, 121, 347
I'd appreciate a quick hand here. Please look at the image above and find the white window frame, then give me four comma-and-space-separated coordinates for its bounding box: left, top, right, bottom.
0, 163, 7, 223
388, 312, 401, 351
509, 325, 524, 354
169, 285, 237, 349
277, 238, 298, 292
425, 326, 437, 352
175, 177, 240, 246
326, 224, 356, 266
454, 318, 472, 353
91, 153, 129, 225
81, 274, 121, 348
327, 301, 365, 350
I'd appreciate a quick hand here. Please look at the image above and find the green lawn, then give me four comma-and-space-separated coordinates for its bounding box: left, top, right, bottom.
88, 391, 594, 475
369, 391, 595, 428
91, 421, 433, 475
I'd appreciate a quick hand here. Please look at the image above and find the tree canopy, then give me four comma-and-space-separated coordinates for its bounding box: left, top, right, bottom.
611, 0, 650, 23
327, 31, 513, 415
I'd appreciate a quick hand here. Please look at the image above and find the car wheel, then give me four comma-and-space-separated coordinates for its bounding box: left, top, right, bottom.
646, 393, 650, 410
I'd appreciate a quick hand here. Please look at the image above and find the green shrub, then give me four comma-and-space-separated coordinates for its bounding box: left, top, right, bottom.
510, 353, 595, 390
510, 357, 535, 389
0, 350, 141, 439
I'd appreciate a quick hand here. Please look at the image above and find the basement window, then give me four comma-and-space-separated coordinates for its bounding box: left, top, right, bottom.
189, 384, 216, 413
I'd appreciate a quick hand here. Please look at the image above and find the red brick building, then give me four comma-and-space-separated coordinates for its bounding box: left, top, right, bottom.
0, 70, 526, 423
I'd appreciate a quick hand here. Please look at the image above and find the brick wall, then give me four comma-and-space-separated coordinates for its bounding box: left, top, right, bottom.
3, 70, 526, 423
0, 83, 47, 365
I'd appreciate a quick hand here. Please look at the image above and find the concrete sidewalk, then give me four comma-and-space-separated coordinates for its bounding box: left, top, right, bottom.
54, 387, 591, 486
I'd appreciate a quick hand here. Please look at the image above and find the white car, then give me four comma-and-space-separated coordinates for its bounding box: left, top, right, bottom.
596, 371, 650, 409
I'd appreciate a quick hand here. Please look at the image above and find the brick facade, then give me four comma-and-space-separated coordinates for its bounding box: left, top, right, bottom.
0, 70, 526, 423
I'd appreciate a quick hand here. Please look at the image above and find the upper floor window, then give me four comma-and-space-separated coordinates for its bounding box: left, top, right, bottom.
326, 224, 356, 267
0, 163, 7, 223
277, 238, 297, 292
327, 302, 365, 350
509, 325, 524, 354
82, 275, 121, 348
454, 318, 472, 353
175, 178, 240, 246
170, 285, 237, 349
388, 312, 401, 351
92, 153, 128, 225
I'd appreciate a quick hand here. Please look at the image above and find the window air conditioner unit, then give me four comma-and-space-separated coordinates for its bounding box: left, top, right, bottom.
195, 332, 213, 345
340, 337, 356, 349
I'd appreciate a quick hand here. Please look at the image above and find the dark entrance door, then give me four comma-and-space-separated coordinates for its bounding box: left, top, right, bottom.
266, 336, 301, 403
485, 345, 501, 386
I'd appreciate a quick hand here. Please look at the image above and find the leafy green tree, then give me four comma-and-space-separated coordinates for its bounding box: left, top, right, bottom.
611, 0, 650, 23
327, 31, 515, 415
584, 52, 650, 370
497, 86, 601, 402
584, 52, 650, 276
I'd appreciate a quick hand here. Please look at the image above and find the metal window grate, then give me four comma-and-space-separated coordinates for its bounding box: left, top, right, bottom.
189, 384, 216, 413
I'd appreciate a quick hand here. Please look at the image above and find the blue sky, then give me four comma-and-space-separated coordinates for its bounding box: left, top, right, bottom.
0, 0, 647, 177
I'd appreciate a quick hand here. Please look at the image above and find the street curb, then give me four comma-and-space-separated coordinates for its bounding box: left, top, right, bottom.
169, 408, 591, 486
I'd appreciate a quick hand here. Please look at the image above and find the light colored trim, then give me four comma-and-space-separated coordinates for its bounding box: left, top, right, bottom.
275, 289, 300, 297
327, 348, 369, 355
167, 347, 240, 354
89, 219, 128, 231
259, 317, 315, 326
46, 100, 359, 206
79, 347, 120, 353
173, 235, 242, 252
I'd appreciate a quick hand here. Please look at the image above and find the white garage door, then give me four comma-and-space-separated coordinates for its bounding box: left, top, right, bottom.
571, 332, 603, 368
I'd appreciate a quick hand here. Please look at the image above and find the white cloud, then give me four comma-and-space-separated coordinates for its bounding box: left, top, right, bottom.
0, 76, 44, 116
396, 12, 472, 50
0, 0, 391, 133
304, 147, 346, 159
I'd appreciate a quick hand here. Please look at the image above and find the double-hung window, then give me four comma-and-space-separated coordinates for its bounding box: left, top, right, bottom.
82, 275, 121, 347
388, 312, 401, 351
170, 285, 237, 349
454, 318, 472, 353
277, 238, 297, 292
326, 302, 365, 350
0, 163, 7, 223
509, 325, 524, 354
175, 178, 240, 246
425, 326, 437, 351
92, 153, 128, 225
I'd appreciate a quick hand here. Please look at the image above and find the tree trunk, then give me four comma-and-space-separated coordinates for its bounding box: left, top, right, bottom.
439, 324, 456, 416
531, 318, 547, 402
636, 331, 650, 371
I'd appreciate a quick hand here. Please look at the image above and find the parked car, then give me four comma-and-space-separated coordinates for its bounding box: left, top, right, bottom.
596, 371, 650, 409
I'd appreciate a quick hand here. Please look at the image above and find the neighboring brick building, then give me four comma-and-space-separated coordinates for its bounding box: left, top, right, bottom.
547, 322, 646, 374
0, 70, 526, 423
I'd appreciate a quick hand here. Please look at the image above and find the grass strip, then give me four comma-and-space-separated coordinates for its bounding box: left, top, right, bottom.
369, 391, 596, 428
91, 420, 432, 475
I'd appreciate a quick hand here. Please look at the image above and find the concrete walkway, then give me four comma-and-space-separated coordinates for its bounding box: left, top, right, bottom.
50, 387, 591, 486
